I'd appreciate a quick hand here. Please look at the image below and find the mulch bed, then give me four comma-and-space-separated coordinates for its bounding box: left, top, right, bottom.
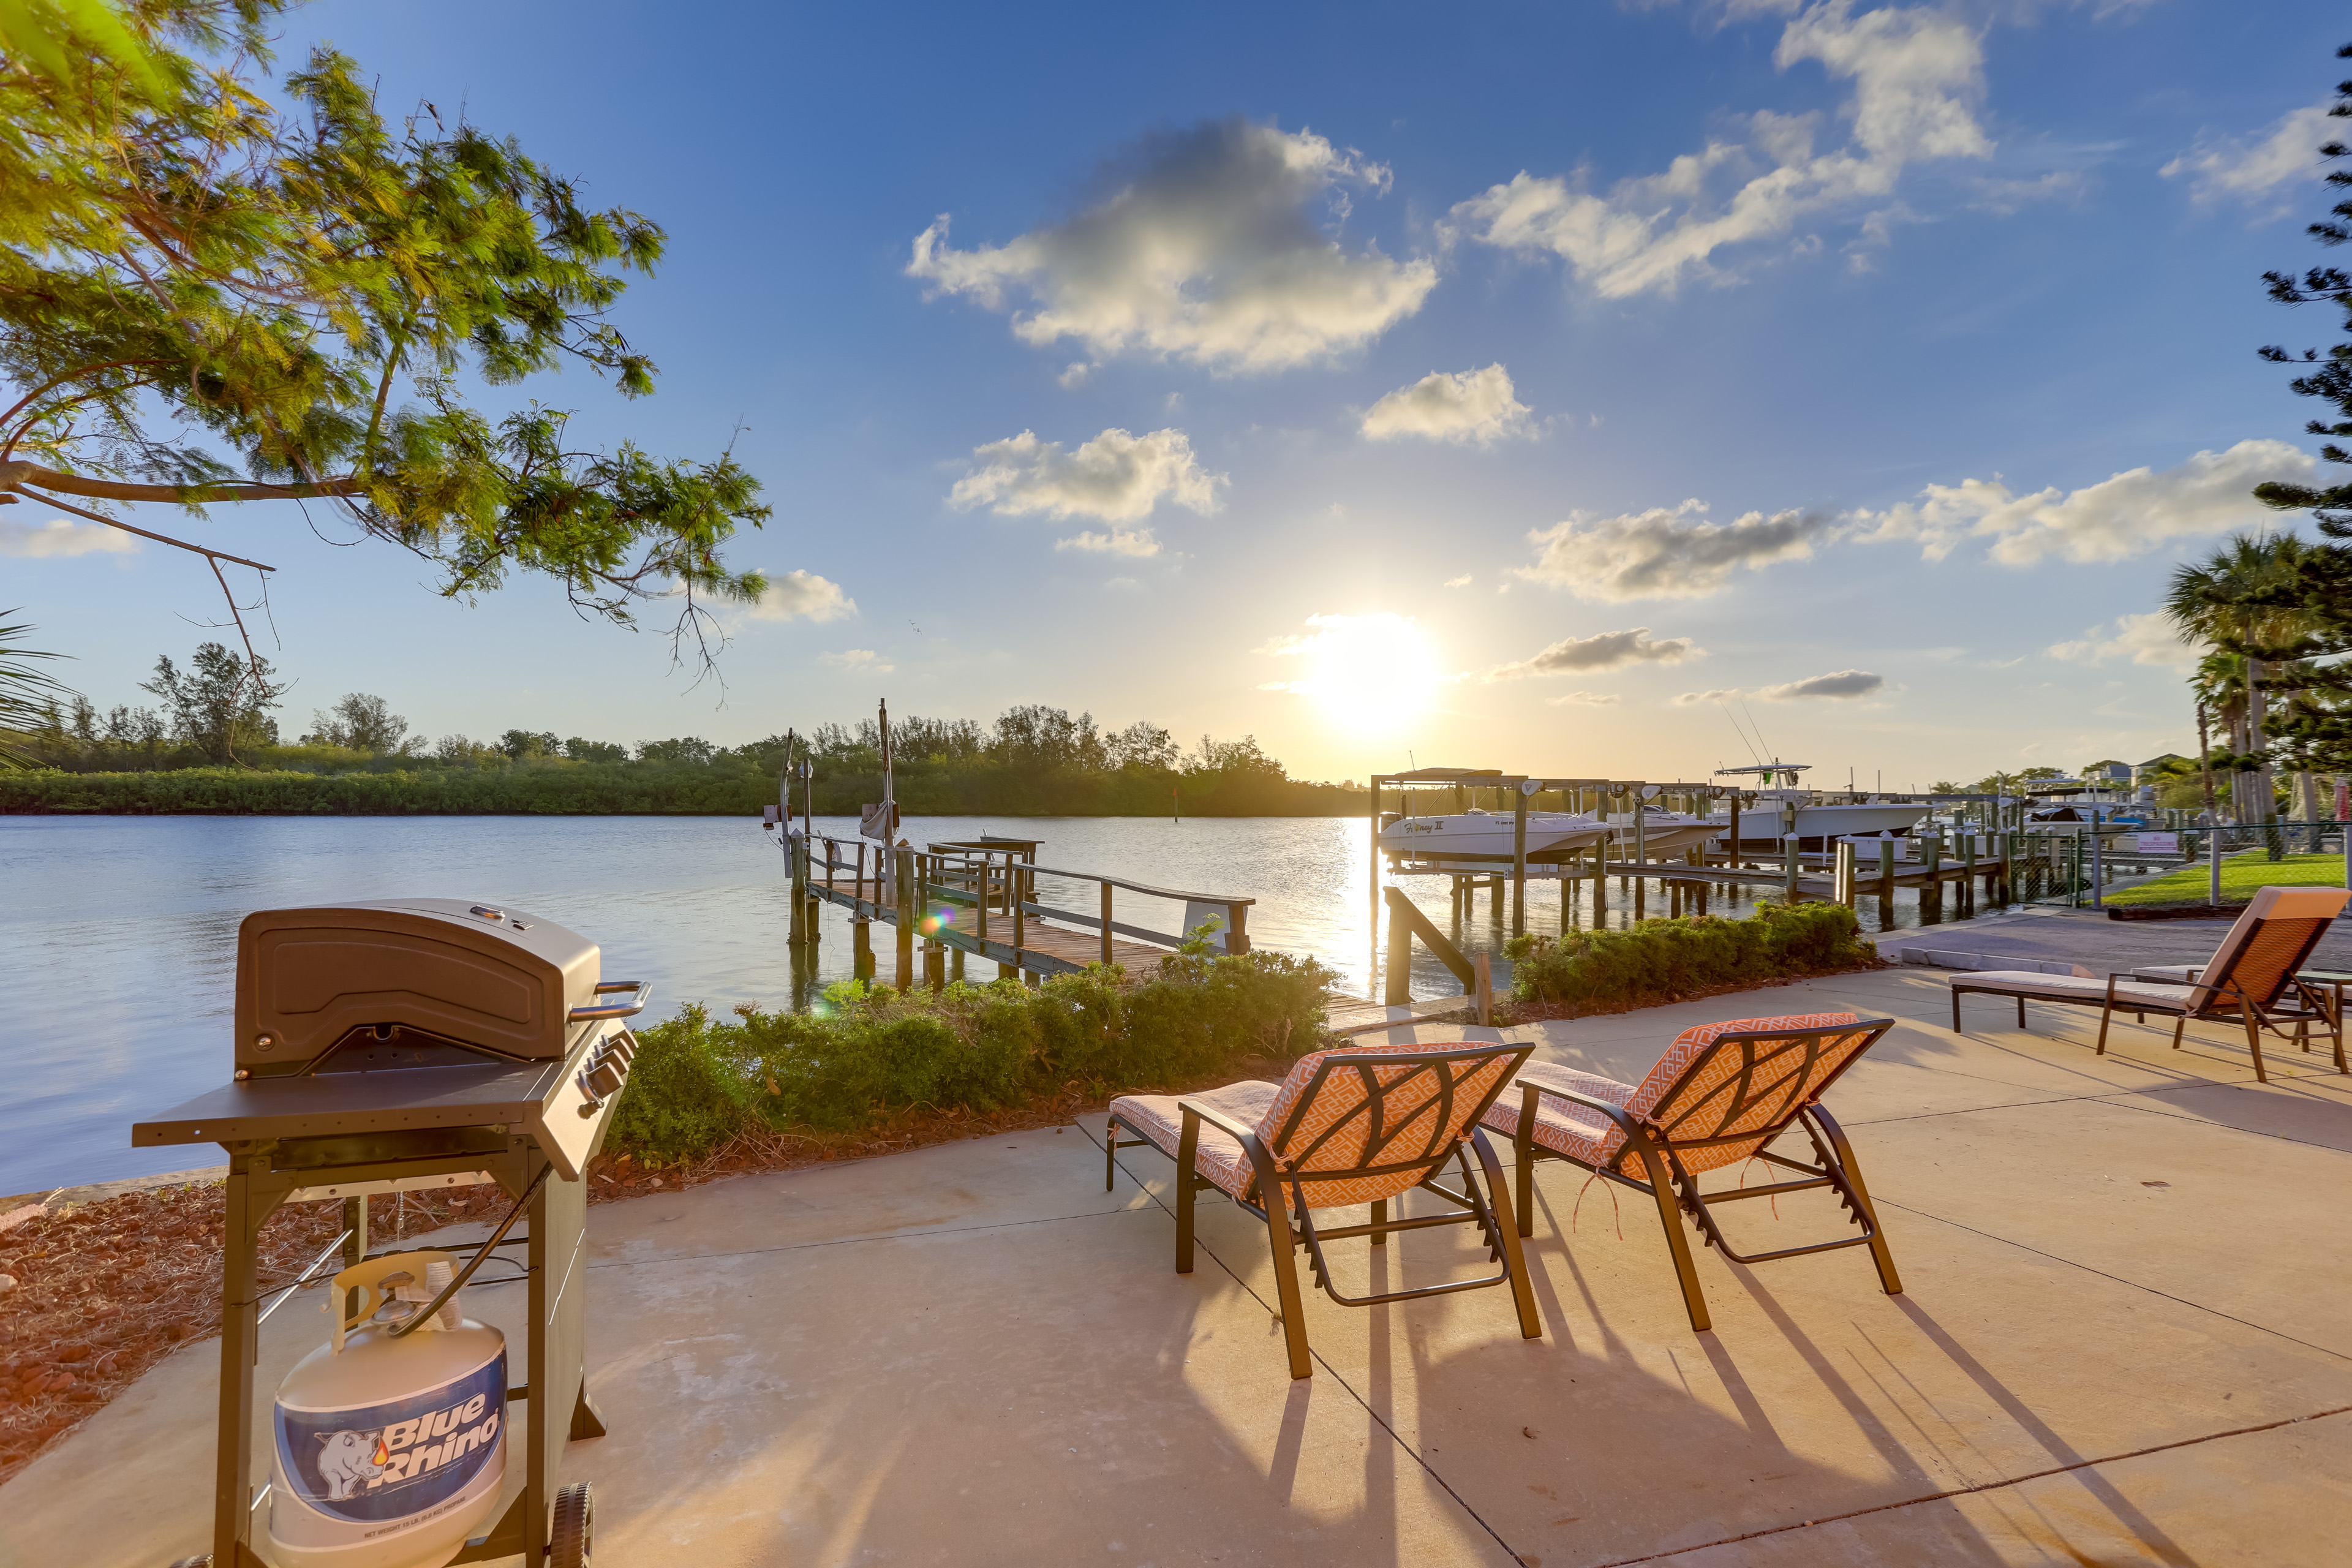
0, 1058, 1292, 1486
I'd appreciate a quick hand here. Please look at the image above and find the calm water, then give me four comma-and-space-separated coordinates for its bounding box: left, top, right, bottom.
1, 813, 1980, 1194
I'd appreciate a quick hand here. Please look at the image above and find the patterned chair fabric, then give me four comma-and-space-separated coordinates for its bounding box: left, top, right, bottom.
1109, 1039, 1521, 1213
1107, 1081, 1276, 1206
1481, 1012, 1869, 1185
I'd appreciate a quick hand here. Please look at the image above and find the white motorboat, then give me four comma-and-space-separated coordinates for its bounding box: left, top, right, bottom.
1712, 762, 1929, 845
1605, 807, 1728, 857
1380, 810, 1610, 865
1735, 794, 1930, 845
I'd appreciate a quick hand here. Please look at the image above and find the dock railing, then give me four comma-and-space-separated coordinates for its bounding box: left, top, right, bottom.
796, 830, 1253, 984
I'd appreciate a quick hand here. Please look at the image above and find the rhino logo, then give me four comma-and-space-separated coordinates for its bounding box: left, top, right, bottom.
313, 1428, 388, 1501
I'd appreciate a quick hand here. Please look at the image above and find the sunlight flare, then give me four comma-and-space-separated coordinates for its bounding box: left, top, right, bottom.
1259, 612, 1441, 735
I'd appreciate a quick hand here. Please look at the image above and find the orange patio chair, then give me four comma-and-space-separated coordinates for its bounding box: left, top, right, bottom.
1946, 885, 2350, 1082
1480, 1012, 1899, 1333
1105, 1038, 1540, 1379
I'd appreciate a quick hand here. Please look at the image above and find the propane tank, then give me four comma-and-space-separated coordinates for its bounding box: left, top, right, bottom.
266, 1251, 507, 1568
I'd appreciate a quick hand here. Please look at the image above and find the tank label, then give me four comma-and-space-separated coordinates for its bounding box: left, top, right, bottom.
274, 1352, 506, 1525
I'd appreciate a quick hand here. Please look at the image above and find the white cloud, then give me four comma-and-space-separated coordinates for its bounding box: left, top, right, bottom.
1481, 627, 1703, 680
821, 649, 893, 674
1361, 364, 1534, 445
1515, 500, 1830, 600
1443, 574, 1473, 588
907, 119, 1436, 371
2048, 612, 2207, 669
1673, 669, 1882, 703
1966, 170, 2086, 216
1849, 439, 2313, 565
1547, 690, 1623, 706
1756, 668, 1883, 699
1452, 1, 1992, 296
0, 513, 138, 558
2162, 104, 2334, 210
1055, 526, 1161, 557
1057, 361, 1094, 388
745, 568, 856, 622
949, 427, 1225, 522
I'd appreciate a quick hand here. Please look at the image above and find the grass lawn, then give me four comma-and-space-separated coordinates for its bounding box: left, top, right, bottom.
2105, 851, 2350, 907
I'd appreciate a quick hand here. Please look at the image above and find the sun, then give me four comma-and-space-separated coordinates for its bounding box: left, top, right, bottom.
1267, 612, 1441, 736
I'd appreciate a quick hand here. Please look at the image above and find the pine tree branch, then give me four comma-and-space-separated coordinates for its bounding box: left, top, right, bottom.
0, 459, 360, 503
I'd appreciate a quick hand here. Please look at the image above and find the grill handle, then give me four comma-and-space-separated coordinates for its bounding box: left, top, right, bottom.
570, 980, 652, 1022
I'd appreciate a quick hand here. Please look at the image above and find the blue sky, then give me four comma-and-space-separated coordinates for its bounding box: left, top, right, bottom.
9, 0, 2347, 787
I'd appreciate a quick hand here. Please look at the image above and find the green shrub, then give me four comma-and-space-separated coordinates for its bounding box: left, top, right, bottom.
1502, 903, 1875, 1012
605, 1003, 763, 1160
606, 948, 1336, 1161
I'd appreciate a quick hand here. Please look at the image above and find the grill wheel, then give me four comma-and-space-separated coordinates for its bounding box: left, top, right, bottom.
552, 1479, 595, 1567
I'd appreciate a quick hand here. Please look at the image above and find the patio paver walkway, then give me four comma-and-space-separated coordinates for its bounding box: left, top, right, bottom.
4, 963, 2348, 1566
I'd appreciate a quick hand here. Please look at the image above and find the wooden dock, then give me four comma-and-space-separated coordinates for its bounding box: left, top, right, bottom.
1323, 996, 1480, 1036
783, 832, 1481, 1038
791, 833, 1257, 981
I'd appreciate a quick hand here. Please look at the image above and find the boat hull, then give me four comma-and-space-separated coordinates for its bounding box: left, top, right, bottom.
1381, 814, 1608, 865
1732, 802, 1930, 846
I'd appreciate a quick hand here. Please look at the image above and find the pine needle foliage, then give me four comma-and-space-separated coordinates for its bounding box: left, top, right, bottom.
0, 1, 769, 662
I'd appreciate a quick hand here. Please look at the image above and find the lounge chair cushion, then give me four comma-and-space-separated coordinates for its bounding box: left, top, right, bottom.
1483, 1012, 1869, 1185
1951, 971, 2199, 1012
1110, 1080, 1280, 1206
1480, 1062, 1644, 1175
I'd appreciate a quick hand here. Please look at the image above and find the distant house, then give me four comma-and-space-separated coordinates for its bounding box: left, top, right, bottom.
2133, 753, 2192, 783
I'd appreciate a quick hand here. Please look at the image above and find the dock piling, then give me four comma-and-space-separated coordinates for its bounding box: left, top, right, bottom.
1511, 786, 1529, 936
895, 849, 915, 990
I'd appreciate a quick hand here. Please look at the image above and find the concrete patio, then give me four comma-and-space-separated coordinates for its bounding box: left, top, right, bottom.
6, 960, 2350, 1566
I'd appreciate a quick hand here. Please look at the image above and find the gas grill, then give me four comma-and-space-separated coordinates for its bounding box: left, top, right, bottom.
135, 899, 646, 1568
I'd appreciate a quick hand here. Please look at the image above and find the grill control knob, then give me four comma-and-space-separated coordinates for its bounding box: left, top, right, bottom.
586, 1061, 626, 1100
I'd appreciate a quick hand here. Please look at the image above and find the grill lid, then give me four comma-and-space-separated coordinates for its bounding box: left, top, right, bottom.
237, 899, 599, 1072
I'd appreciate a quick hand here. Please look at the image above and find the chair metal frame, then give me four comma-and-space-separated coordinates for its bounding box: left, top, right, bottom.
1505, 1018, 1900, 1333
1106, 1042, 1540, 1379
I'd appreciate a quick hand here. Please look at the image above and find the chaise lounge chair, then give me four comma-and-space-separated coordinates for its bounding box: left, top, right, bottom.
1945, 885, 2349, 1082
1479, 1012, 1899, 1333
1105, 1038, 1540, 1379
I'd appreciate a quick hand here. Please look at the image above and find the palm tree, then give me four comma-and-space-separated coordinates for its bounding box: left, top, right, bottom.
0, 611, 73, 769
2167, 534, 2331, 824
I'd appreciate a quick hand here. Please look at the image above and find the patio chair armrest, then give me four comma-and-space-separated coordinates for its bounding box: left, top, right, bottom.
1177, 1096, 1261, 1147
1523, 1080, 1648, 1138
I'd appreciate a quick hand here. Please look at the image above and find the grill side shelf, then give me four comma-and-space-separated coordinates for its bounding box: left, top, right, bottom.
132, 1061, 565, 1147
